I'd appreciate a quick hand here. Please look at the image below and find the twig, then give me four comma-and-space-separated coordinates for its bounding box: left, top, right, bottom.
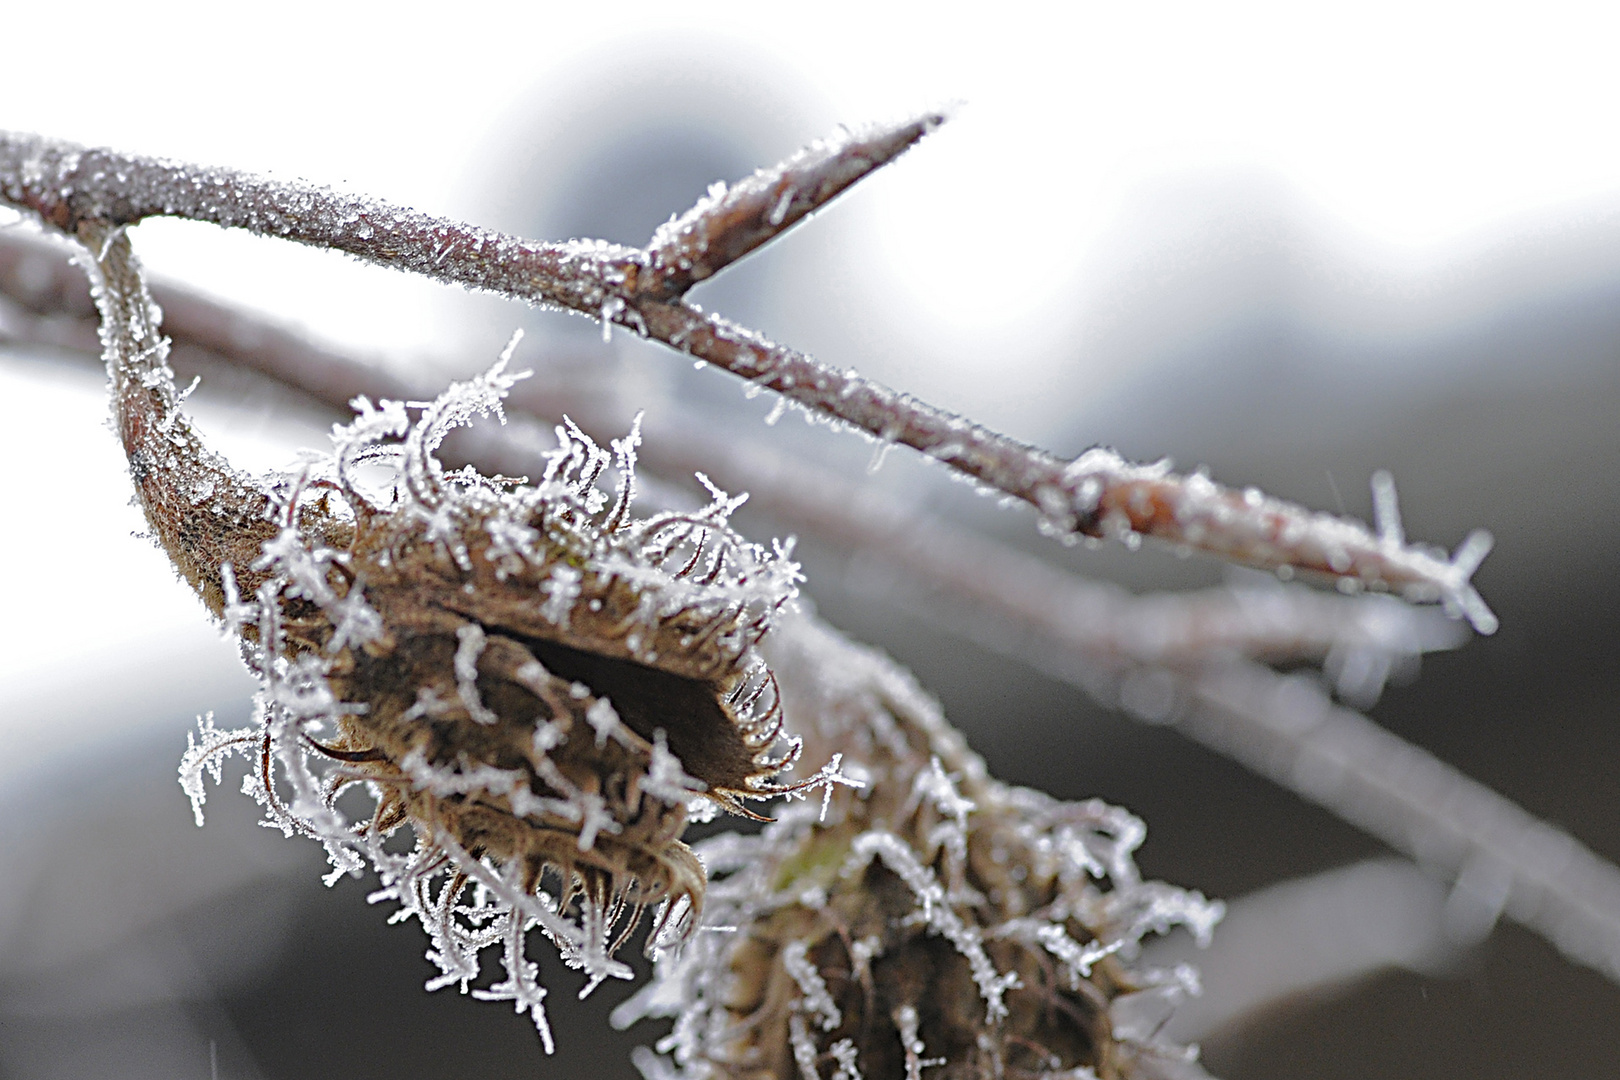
1142, 859, 1456, 1042
0, 227, 1468, 673
641, 112, 949, 297
635, 424, 1470, 676
1179, 661, 1620, 983
0, 123, 1496, 624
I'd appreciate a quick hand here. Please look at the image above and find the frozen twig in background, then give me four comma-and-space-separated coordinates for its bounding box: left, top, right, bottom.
1179, 662, 1620, 983
0, 123, 1496, 622
0, 228, 411, 408
1142, 859, 1458, 1042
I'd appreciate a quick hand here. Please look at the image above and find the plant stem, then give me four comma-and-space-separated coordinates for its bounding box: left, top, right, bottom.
0, 126, 1496, 626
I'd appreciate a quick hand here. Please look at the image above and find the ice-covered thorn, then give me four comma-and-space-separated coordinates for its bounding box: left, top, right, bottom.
497, 326, 525, 364
641, 109, 950, 298
1450, 528, 1495, 580
1452, 583, 1499, 636
1443, 529, 1498, 634
1370, 469, 1404, 547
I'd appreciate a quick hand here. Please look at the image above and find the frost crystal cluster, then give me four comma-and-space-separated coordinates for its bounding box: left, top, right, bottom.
180, 365, 828, 1043
180, 370, 816, 1044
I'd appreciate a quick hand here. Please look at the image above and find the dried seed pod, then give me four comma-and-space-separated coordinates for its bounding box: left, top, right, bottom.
617, 616, 1223, 1080
77, 220, 824, 1047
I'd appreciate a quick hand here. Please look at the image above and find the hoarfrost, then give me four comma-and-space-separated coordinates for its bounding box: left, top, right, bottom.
852, 830, 1021, 1021
178, 712, 258, 827
616, 616, 1221, 1078
783, 938, 842, 1031
451, 623, 497, 724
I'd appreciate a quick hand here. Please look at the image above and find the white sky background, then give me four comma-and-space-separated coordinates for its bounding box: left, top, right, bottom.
4, 0, 1620, 770
6, 1, 1620, 368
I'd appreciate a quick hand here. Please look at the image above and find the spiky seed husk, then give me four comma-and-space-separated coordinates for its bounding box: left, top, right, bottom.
81, 219, 812, 1044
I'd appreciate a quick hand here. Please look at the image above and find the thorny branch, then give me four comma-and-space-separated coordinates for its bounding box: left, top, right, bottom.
0, 117, 1496, 630
5, 225, 1617, 989
0, 225, 1468, 673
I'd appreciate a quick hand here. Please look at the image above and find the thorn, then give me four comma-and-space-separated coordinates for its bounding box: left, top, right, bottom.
1446, 530, 1498, 634
1370, 469, 1404, 546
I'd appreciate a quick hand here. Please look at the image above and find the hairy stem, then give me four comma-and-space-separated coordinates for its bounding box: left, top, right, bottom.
72, 222, 273, 614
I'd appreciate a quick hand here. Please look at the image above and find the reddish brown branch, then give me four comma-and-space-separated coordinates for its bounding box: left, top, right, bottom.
0, 120, 1495, 626
0, 132, 640, 316
1180, 661, 1620, 985
0, 227, 1466, 669
641, 111, 947, 297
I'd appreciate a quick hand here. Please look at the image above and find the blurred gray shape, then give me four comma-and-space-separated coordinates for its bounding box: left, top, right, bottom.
1056, 171, 1620, 601
1142, 859, 1457, 1044
0, 643, 309, 1080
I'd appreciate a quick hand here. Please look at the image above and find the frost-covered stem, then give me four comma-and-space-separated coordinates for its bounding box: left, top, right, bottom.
0, 132, 639, 315
1144, 859, 1457, 1042
0, 131, 1495, 613
629, 423, 1469, 668
632, 298, 1497, 635
0, 230, 1475, 668
73, 222, 273, 615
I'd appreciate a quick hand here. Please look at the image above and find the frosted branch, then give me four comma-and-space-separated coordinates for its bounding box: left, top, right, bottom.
1142, 859, 1456, 1042
642, 111, 947, 298
0, 125, 1495, 607
642, 429, 1478, 674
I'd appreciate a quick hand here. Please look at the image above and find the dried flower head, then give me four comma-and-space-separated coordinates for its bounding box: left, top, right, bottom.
616, 616, 1223, 1080
73, 219, 829, 1046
